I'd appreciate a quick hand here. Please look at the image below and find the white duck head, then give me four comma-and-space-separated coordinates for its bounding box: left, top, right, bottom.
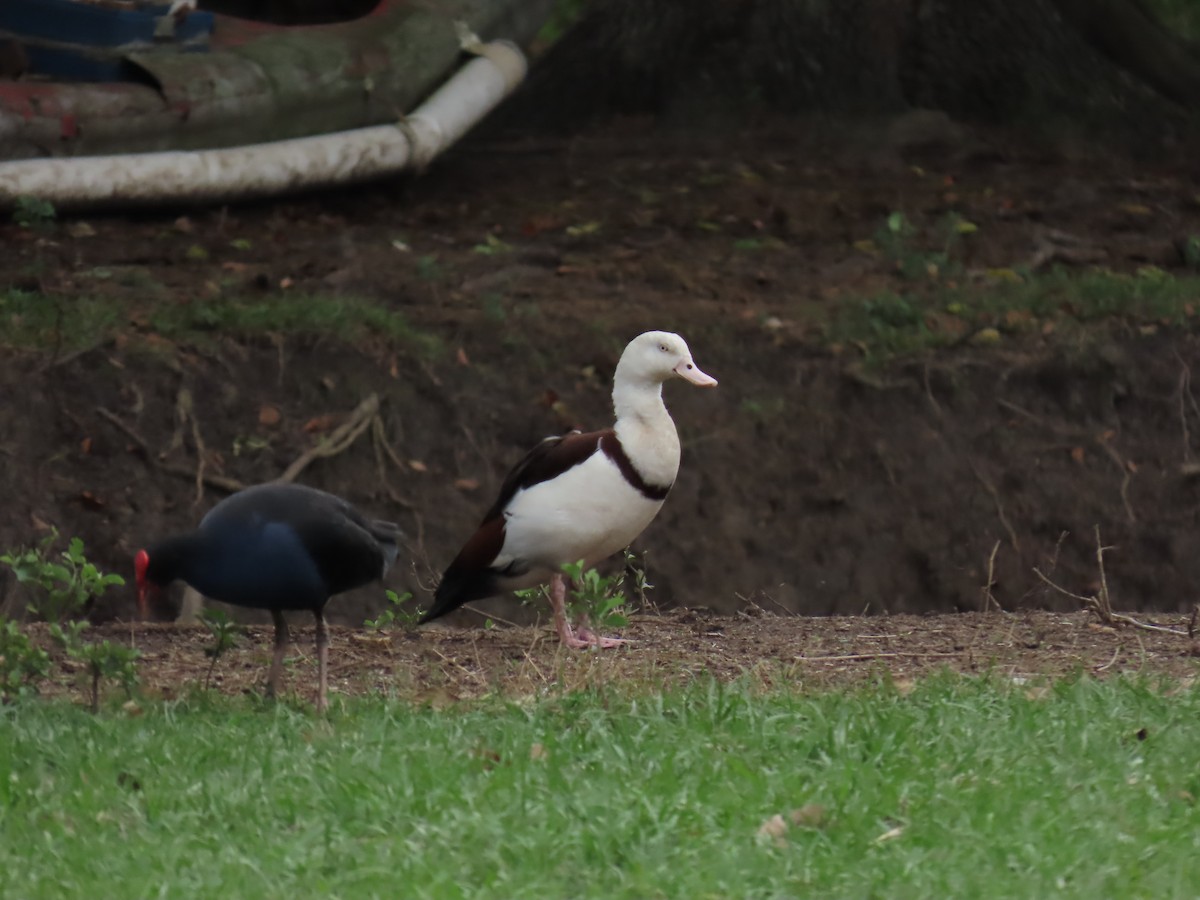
614, 330, 718, 389
611, 330, 717, 424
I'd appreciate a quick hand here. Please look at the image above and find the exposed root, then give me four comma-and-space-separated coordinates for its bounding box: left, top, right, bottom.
1176, 354, 1195, 464
996, 398, 1136, 524
370, 413, 427, 565
96, 406, 245, 494
970, 460, 1020, 554
277, 393, 379, 484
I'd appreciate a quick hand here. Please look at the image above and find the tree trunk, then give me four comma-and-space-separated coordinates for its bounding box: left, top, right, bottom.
503, 0, 1200, 142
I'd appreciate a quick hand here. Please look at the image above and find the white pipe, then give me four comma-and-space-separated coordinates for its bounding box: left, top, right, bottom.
0, 40, 526, 208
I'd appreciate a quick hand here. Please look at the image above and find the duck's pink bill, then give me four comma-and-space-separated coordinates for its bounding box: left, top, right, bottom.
674, 360, 718, 386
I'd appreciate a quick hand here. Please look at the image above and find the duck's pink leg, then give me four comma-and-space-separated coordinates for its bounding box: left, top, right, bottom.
575, 619, 629, 649
549, 573, 628, 649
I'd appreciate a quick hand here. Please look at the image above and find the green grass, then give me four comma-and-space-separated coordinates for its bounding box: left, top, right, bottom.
0, 288, 439, 355
2, 676, 1199, 898
828, 267, 1200, 363
1148, 0, 1200, 41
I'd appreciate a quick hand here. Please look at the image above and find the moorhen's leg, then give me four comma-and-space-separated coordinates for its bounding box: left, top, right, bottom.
314, 610, 330, 713
266, 609, 290, 699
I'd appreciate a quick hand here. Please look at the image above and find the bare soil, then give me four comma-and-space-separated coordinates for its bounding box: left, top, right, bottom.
4, 119, 1200, 695
28, 609, 1200, 708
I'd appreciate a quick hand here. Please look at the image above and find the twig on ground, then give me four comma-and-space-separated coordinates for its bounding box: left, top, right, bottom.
1033, 526, 1188, 637
1094, 644, 1121, 672
795, 651, 964, 663
428, 646, 484, 684
734, 590, 792, 617
461, 605, 522, 630
981, 540, 1002, 613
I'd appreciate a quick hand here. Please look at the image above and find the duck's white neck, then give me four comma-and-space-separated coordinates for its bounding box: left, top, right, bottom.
611, 372, 680, 488
612, 375, 668, 426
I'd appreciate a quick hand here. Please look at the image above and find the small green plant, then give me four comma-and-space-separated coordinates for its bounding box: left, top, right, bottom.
561, 560, 629, 631
11, 195, 56, 229
515, 554, 652, 627
1183, 235, 1200, 271
0, 619, 50, 701
364, 590, 420, 632
872, 211, 973, 281
49, 621, 140, 713
472, 234, 513, 256
534, 0, 587, 47
1, 529, 126, 623
198, 608, 245, 690
415, 255, 443, 281
619, 549, 654, 609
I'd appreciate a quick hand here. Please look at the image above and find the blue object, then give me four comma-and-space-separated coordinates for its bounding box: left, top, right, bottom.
0, 0, 214, 83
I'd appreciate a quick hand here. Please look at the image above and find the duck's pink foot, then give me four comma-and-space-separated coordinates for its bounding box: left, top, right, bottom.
548, 573, 629, 649
574, 625, 628, 649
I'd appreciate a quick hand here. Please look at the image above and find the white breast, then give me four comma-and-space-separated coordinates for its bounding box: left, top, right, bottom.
494, 450, 665, 589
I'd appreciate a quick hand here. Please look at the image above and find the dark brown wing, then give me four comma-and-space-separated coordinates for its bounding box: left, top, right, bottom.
480, 429, 610, 522
420, 429, 610, 623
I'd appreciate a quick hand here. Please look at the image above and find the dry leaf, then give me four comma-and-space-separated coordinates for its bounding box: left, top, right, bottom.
789, 804, 827, 828
757, 814, 788, 842
409, 460, 428, 473
873, 825, 905, 844
173, 216, 194, 234
302, 414, 338, 434
456, 346, 471, 366
258, 405, 281, 426
529, 743, 548, 761
1070, 446, 1085, 463
80, 437, 92, 455
79, 491, 105, 511
454, 478, 481, 491
970, 327, 1001, 346
67, 221, 96, 238
279, 277, 294, 289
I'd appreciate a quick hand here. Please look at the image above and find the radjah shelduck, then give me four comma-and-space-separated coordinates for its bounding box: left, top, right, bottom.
420, 330, 717, 647
135, 482, 401, 711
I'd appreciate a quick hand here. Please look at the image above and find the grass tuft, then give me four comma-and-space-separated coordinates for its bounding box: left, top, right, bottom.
827, 267, 1200, 363
0, 288, 440, 356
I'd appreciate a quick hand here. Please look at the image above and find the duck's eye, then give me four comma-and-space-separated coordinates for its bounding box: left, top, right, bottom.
659, 344, 669, 352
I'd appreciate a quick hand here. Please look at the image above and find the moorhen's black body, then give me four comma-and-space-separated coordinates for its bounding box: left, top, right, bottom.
135, 482, 401, 710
